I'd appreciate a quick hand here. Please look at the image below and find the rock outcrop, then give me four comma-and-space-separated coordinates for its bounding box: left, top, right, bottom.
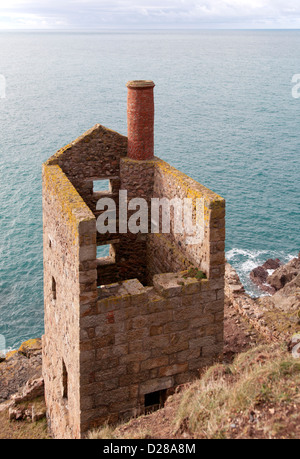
249, 253, 300, 296
0, 339, 46, 424
263, 259, 282, 270
267, 256, 300, 292
249, 258, 282, 295
8, 378, 45, 422
0, 339, 42, 404
264, 273, 300, 313
225, 263, 277, 341
227, 253, 300, 344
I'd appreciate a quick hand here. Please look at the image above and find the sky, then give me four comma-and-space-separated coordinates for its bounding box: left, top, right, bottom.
0, 0, 300, 30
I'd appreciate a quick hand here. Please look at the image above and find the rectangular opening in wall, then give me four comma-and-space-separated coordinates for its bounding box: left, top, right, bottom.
97, 244, 111, 259
93, 179, 110, 193
52, 276, 56, 301
144, 389, 167, 414
96, 241, 120, 290
62, 359, 68, 400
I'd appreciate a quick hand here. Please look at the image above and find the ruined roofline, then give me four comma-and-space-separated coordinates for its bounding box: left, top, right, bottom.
42, 157, 224, 242
43, 123, 127, 167
43, 123, 224, 209
121, 156, 225, 207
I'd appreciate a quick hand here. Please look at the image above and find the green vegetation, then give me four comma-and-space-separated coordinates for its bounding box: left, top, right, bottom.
89, 344, 300, 439
184, 267, 207, 281
0, 396, 49, 440
174, 343, 300, 438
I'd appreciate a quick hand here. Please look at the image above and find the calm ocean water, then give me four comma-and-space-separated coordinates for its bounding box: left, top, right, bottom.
0, 30, 299, 351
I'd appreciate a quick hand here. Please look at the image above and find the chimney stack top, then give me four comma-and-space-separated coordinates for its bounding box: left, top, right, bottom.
126, 80, 155, 89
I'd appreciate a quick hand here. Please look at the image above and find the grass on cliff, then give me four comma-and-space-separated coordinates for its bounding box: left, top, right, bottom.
0, 411, 49, 440
174, 343, 300, 439
89, 343, 300, 439
0, 397, 49, 440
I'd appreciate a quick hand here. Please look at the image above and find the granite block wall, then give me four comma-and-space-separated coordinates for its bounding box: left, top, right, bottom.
43, 121, 225, 439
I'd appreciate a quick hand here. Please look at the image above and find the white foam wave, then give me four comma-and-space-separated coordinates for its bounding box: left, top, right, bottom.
226, 248, 267, 261
225, 248, 298, 298
241, 260, 258, 273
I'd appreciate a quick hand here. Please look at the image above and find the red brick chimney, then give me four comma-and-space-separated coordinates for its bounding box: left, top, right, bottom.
126, 80, 155, 160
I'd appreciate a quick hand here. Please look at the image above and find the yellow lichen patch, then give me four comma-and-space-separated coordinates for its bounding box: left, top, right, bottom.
155, 158, 224, 206
154, 159, 225, 229
5, 350, 18, 360
18, 338, 42, 357
42, 164, 95, 241
121, 157, 158, 167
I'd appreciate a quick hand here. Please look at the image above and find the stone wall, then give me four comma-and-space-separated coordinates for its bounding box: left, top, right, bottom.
79, 272, 223, 433
47, 124, 127, 203
42, 163, 96, 439
43, 123, 225, 439
119, 157, 156, 285
150, 158, 225, 280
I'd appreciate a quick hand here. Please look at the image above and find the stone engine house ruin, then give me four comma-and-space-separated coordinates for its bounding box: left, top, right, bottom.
42, 80, 226, 439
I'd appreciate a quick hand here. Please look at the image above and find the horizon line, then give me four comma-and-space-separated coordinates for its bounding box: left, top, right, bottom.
1, 27, 300, 32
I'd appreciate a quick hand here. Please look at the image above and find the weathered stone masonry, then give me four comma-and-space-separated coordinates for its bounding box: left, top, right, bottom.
42, 80, 225, 439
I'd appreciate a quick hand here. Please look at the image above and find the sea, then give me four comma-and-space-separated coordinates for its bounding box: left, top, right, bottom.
0, 30, 299, 352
